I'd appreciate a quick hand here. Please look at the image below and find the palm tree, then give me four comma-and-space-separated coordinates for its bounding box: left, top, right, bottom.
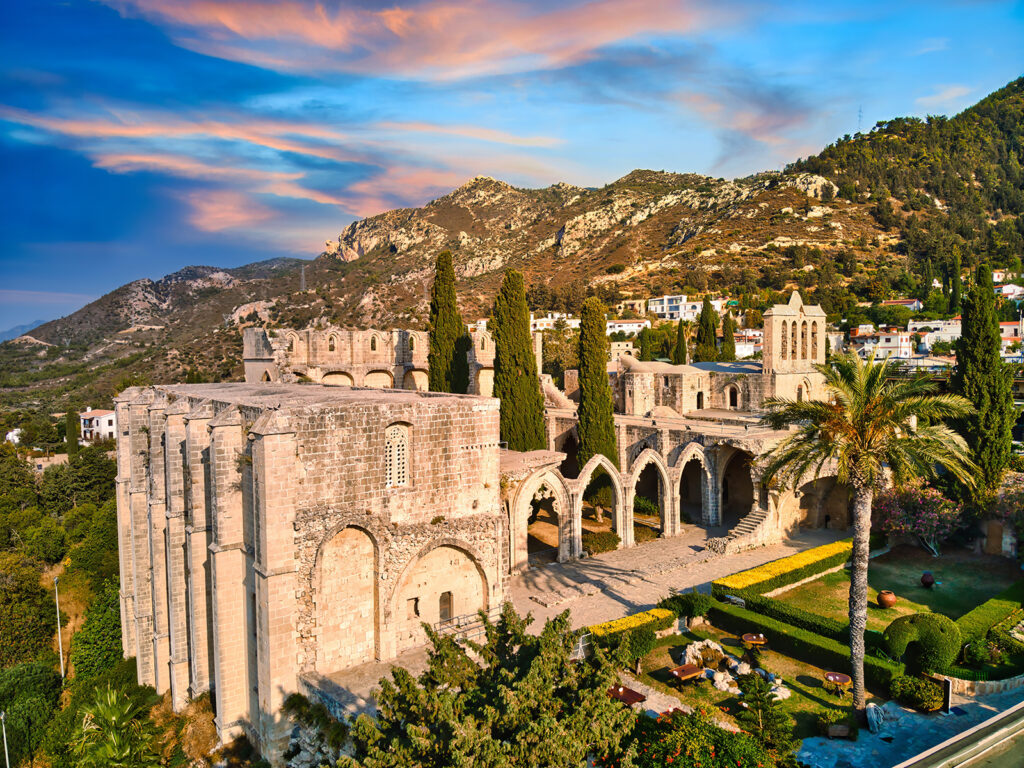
74, 684, 160, 768
759, 352, 976, 710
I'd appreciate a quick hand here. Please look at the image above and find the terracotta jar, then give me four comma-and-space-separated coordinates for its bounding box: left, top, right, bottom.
921, 572, 935, 588
878, 590, 897, 609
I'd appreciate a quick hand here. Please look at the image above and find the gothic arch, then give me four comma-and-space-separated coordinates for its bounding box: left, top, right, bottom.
509, 468, 574, 567
575, 453, 626, 545
672, 443, 714, 525
801, 320, 809, 360
790, 321, 798, 360
328, 333, 339, 353
627, 447, 672, 536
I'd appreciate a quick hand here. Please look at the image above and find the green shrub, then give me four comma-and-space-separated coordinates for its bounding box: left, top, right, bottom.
621, 627, 657, 664
582, 530, 620, 555
632, 523, 658, 543
956, 579, 1024, 645
738, 593, 887, 653
989, 608, 1024, 656
632, 495, 659, 517
0, 552, 53, 668
889, 675, 943, 711
0, 662, 62, 768
816, 709, 847, 736
712, 539, 852, 597
70, 578, 122, 681
707, 602, 904, 691
67, 499, 119, 589
963, 640, 1004, 669
658, 591, 713, 619
26, 516, 69, 563
884, 613, 961, 672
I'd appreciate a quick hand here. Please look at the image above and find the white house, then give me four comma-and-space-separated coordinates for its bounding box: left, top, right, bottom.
647, 295, 726, 321
876, 332, 914, 359
880, 298, 923, 312
606, 319, 651, 336
995, 284, 1024, 300
80, 408, 117, 442
530, 312, 581, 332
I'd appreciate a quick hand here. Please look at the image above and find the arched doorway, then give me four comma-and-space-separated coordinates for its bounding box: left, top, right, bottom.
403, 369, 428, 391
631, 453, 669, 541
679, 457, 705, 524
728, 386, 739, 409
526, 485, 562, 566
720, 450, 754, 529
394, 545, 486, 654
316, 527, 376, 671
364, 370, 394, 388
321, 371, 354, 386
578, 456, 622, 552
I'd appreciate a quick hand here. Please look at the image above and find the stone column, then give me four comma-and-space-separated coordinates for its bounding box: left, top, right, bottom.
704, 451, 720, 527
114, 391, 139, 661
127, 391, 157, 686
619, 475, 635, 548
147, 396, 171, 695
207, 406, 251, 743
184, 400, 215, 697
163, 399, 191, 711
249, 412, 299, 761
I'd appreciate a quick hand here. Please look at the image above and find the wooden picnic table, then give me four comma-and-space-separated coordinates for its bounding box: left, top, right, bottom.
741, 632, 768, 648
608, 684, 647, 706
668, 663, 703, 685
824, 671, 851, 687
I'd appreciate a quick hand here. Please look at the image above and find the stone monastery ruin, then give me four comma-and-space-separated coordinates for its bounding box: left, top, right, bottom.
116, 291, 848, 760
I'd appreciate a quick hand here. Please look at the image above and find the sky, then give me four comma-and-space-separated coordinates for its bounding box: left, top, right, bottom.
1, 0, 1023, 332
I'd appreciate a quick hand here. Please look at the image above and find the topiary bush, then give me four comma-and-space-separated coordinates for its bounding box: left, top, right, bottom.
884, 613, 961, 672
889, 675, 943, 711
582, 530, 620, 555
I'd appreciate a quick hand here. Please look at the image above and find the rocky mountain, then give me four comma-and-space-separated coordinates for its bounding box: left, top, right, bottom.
3, 79, 1022, 410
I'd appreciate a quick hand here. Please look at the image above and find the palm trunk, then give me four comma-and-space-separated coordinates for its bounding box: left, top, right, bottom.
848, 478, 873, 711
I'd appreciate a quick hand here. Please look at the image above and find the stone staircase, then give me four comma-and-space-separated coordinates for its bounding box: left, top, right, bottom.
729, 507, 769, 540
706, 508, 772, 554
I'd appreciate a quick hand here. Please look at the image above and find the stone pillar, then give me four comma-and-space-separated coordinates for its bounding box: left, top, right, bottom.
184, 400, 215, 697
619, 475, 635, 548
163, 400, 191, 711
704, 451, 720, 527
250, 412, 299, 761
207, 406, 251, 743
127, 392, 157, 686
615, 422, 628, 470
114, 392, 138, 661
147, 396, 171, 695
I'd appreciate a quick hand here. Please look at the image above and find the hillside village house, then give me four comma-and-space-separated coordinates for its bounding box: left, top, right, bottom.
530, 312, 580, 332
880, 298, 924, 312
606, 318, 651, 336
609, 340, 636, 360
647, 294, 726, 321
119, 292, 850, 763
80, 407, 117, 442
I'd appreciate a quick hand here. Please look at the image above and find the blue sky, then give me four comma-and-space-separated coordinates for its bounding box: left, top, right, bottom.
1, 0, 1022, 332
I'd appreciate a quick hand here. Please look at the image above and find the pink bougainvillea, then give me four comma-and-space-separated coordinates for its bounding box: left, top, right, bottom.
874, 481, 963, 555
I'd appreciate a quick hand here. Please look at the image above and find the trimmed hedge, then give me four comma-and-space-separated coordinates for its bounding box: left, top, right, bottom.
707, 601, 904, 691
712, 539, 852, 596
741, 593, 887, 652
990, 608, 1024, 656
589, 608, 675, 642
884, 613, 961, 672
890, 675, 943, 711
955, 579, 1024, 645
582, 530, 620, 555
941, 658, 1024, 681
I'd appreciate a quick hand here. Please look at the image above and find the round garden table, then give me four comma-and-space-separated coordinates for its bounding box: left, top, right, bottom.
824, 671, 852, 687
741, 632, 768, 648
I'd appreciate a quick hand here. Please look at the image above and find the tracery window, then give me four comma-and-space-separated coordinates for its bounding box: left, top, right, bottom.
385, 423, 410, 488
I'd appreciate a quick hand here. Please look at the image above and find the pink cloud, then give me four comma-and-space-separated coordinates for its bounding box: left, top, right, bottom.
375, 121, 562, 148
179, 188, 276, 231
336, 166, 468, 218
102, 0, 722, 78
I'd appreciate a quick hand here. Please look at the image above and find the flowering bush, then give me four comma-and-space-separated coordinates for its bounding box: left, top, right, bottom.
713, 539, 852, 593
874, 482, 962, 555
589, 608, 675, 640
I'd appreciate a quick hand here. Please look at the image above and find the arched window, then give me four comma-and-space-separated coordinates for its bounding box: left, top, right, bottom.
780, 320, 788, 360
801, 321, 809, 360
791, 322, 798, 360
261, 370, 271, 383
811, 322, 819, 360
385, 423, 409, 488
328, 336, 336, 352
728, 387, 738, 409
481, 337, 486, 350
287, 336, 295, 353
408, 336, 415, 352
370, 336, 378, 352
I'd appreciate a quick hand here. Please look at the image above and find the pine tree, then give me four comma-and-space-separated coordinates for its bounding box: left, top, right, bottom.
736, 673, 796, 758
577, 297, 618, 468
427, 251, 470, 393
952, 265, 1014, 493
949, 251, 962, 315
671, 320, 687, 364
720, 311, 737, 361
65, 408, 79, 459
492, 270, 546, 451
692, 297, 719, 363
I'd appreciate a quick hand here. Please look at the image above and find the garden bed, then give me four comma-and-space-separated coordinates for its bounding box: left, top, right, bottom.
637, 627, 875, 741
774, 546, 1021, 634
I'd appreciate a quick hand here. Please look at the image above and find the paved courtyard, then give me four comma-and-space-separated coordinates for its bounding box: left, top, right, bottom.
511, 524, 845, 631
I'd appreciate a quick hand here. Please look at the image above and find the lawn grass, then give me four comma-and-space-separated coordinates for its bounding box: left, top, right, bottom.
774, 546, 1021, 633
638, 625, 873, 741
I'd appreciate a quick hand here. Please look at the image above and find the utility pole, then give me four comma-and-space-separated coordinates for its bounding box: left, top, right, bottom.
54, 577, 65, 680
1, 709, 9, 768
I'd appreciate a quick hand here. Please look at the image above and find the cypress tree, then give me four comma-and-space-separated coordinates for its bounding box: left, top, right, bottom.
952, 265, 1014, 493
949, 251, 962, 315
577, 297, 617, 468
672, 320, 687, 365
720, 311, 737, 361
492, 270, 546, 451
427, 251, 469, 393
692, 297, 719, 363
637, 328, 655, 361
66, 408, 80, 458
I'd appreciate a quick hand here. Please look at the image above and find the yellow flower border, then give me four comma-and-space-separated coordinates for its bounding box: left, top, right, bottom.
714, 539, 852, 591
589, 608, 675, 638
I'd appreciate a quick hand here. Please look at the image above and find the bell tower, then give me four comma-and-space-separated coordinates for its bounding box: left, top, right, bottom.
763, 292, 826, 373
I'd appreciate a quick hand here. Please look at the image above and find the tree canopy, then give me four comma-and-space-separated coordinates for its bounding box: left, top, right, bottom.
577, 297, 618, 468
428, 250, 470, 394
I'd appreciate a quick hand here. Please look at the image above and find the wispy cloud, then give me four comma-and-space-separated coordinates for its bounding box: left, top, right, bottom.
913, 37, 949, 56
915, 84, 971, 108
0, 289, 97, 304
375, 121, 563, 148
177, 188, 276, 231
102, 0, 728, 79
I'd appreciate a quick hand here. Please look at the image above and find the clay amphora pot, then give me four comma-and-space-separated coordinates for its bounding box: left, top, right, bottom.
878, 590, 897, 609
